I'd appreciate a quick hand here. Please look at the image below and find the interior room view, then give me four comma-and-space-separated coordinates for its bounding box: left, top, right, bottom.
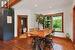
0, 0, 75, 50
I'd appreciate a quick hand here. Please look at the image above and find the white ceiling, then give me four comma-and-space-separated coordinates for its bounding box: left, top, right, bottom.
13, 0, 73, 11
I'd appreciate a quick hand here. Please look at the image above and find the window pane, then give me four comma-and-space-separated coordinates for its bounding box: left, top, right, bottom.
52, 16, 62, 31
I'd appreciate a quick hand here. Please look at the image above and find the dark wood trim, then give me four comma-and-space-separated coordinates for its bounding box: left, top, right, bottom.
73, 6, 75, 43
4, 0, 21, 8
53, 36, 66, 39
17, 16, 21, 37
17, 15, 28, 37
47, 12, 63, 16
62, 13, 64, 32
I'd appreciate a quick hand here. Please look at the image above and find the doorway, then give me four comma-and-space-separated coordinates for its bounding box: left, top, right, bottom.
17, 15, 28, 37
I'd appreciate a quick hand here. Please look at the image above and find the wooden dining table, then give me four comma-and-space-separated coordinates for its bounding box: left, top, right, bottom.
28, 29, 53, 38
28, 29, 53, 50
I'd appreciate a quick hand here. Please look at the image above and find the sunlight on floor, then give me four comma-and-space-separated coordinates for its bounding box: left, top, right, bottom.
19, 34, 27, 38
54, 32, 66, 38
53, 43, 63, 50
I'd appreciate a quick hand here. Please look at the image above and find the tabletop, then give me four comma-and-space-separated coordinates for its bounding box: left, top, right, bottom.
28, 29, 52, 37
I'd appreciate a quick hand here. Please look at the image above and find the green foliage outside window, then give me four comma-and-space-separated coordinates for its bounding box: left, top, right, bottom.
53, 17, 62, 31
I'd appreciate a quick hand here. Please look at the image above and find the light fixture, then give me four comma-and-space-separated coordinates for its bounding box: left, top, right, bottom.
49, 6, 52, 9
34, 4, 38, 7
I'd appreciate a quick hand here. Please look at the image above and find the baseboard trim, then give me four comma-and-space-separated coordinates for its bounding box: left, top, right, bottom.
53, 36, 66, 39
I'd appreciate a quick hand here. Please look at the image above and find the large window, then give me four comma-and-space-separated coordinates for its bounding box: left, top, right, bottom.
44, 13, 63, 32
51, 13, 63, 32
52, 15, 63, 32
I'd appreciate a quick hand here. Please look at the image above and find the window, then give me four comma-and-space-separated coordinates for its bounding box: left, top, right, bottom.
51, 13, 63, 32
45, 13, 63, 32
52, 15, 63, 32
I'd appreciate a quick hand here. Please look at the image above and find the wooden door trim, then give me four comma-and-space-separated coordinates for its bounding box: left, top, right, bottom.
17, 16, 21, 37
73, 6, 75, 44
4, 0, 21, 8
17, 15, 28, 37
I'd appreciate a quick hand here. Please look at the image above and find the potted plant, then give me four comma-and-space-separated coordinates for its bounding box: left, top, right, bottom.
35, 14, 44, 29
66, 33, 70, 40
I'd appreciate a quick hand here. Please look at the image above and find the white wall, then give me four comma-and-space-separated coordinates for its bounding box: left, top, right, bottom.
64, 6, 73, 41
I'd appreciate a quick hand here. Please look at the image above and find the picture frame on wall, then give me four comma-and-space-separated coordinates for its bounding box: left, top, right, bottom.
7, 16, 12, 23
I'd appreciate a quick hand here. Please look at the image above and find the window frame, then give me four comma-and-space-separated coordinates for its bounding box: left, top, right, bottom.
47, 13, 64, 32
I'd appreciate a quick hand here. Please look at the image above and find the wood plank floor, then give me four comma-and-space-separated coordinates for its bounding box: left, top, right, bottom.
0, 37, 74, 50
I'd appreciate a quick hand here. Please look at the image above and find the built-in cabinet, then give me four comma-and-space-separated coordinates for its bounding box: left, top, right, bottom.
0, 7, 14, 41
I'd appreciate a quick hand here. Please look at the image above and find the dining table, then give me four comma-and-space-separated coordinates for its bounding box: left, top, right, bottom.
28, 29, 53, 38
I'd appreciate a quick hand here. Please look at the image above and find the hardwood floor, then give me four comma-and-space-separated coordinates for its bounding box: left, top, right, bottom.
0, 37, 74, 50
53, 38, 75, 50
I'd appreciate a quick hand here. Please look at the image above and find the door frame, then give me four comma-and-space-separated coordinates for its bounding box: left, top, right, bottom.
17, 15, 28, 37
73, 6, 75, 44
